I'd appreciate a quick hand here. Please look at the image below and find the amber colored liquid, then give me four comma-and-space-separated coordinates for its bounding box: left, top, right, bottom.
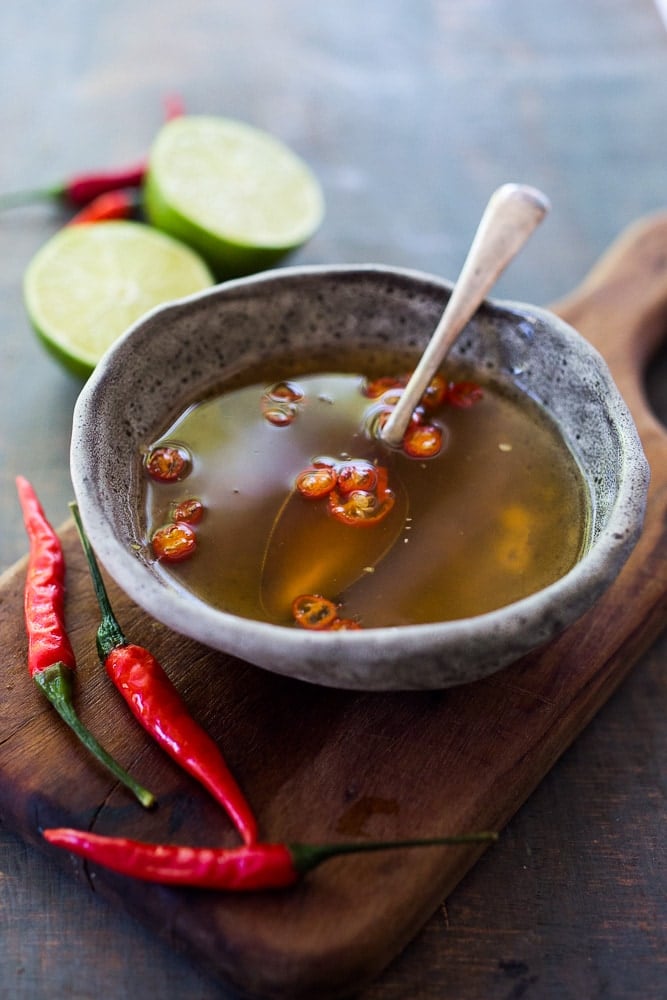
143, 372, 590, 627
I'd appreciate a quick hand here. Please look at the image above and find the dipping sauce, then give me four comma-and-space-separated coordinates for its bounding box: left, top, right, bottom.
141, 369, 590, 628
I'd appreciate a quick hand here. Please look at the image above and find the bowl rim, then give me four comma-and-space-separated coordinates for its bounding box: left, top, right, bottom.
70, 262, 650, 686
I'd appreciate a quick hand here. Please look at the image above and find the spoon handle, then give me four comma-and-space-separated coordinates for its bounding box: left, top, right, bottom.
380, 183, 550, 448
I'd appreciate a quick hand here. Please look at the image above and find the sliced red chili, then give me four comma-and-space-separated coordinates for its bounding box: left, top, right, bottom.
292, 594, 339, 630
402, 423, 443, 458
145, 445, 192, 483
295, 466, 338, 499
172, 497, 204, 524
421, 373, 448, 410
328, 466, 395, 526
447, 380, 483, 408
329, 489, 383, 524
151, 522, 197, 561
335, 460, 378, 495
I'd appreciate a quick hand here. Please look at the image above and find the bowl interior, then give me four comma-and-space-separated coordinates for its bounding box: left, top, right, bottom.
70, 265, 649, 690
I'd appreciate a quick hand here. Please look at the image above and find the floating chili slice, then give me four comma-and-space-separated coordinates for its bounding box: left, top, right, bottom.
447, 381, 483, 408
420, 373, 448, 410
402, 423, 443, 458
295, 466, 337, 499
335, 460, 378, 495
328, 466, 395, 526
151, 522, 197, 562
329, 490, 383, 524
292, 594, 338, 630
172, 497, 204, 524
145, 444, 191, 483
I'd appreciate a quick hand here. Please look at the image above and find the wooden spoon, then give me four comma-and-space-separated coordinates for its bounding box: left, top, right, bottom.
380, 183, 550, 448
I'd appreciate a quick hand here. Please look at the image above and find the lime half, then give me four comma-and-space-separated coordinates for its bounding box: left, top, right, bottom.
144, 115, 325, 279
24, 221, 214, 378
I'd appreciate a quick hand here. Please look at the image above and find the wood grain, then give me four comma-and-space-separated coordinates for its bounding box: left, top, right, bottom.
0, 215, 666, 1000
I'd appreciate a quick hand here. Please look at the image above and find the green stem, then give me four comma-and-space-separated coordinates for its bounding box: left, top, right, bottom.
0, 185, 63, 209
290, 832, 498, 874
34, 663, 155, 809
69, 503, 125, 658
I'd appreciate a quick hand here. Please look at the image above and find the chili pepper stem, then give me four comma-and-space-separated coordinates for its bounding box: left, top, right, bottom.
289, 832, 499, 874
69, 503, 125, 657
0, 185, 63, 209
34, 663, 155, 809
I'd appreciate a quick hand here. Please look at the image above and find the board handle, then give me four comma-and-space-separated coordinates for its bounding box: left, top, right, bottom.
549, 212, 667, 443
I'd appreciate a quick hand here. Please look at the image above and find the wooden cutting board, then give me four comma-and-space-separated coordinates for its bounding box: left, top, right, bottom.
1, 214, 667, 1000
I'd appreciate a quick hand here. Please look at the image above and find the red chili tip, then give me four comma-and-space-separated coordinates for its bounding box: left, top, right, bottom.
163, 93, 187, 121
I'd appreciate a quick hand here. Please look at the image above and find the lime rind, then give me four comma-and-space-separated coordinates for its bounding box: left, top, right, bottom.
144, 115, 325, 279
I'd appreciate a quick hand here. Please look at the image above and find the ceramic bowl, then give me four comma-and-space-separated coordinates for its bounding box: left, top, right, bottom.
70, 265, 649, 690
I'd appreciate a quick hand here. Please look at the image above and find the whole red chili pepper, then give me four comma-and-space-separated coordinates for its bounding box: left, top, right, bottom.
68, 188, 140, 225
70, 503, 258, 846
16, 477, 155, 808
42, 827, 497, 890
0, 161, 146, 211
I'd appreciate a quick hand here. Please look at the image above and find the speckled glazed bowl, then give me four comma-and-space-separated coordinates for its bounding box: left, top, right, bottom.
70, 265, 649, 690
